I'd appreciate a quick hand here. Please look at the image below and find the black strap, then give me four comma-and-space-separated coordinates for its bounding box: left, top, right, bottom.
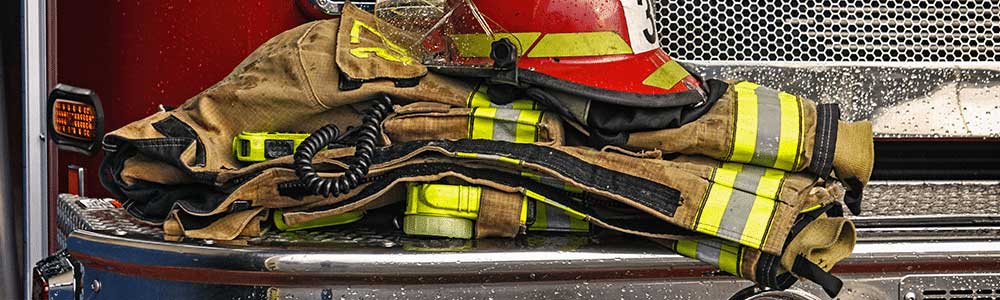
808, 104, 840, 178
791, 255, 843, 298
843, 177, 864, 216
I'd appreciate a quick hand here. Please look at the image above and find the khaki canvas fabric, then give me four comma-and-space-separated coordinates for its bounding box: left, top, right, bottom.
626, 82, 873, 181
475, 188, 526, 238
383, 102, 565, 145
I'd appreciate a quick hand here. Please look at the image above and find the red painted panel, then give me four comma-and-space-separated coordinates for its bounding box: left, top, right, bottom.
56, 1, 308, 197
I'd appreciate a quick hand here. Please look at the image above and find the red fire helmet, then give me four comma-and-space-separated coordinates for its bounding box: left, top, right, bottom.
376, 0, 704, 106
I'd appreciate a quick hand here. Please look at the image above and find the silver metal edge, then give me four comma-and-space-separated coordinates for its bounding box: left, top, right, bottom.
67, 230, 1000, 276
22, 0, 49, 298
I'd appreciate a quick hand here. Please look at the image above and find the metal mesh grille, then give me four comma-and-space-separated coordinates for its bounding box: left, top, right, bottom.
657, 0, 1000, 61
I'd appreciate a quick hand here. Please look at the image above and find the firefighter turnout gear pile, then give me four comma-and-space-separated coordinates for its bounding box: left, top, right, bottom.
99, 2, 872, 297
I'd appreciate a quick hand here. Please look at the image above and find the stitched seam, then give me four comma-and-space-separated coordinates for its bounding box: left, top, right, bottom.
297, 22, 329, 109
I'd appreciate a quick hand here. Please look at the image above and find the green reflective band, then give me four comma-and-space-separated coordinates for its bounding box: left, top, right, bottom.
469, 107, 544, 144
673, 239, 744, 278
694, 162, 784, 249
729, 82, 804, 171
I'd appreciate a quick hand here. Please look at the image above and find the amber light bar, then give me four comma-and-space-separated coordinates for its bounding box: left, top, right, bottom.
52, 99, 97, 140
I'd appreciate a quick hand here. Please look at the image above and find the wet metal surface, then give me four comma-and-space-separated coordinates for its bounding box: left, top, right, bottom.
685, 62, 1000, 138
57, 194, 1000, 300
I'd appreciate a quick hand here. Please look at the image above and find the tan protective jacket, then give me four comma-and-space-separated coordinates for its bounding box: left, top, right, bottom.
100, 5, 871, 296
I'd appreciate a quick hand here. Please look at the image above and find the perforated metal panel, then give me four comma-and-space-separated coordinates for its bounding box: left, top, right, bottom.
657, 0, 1000, 61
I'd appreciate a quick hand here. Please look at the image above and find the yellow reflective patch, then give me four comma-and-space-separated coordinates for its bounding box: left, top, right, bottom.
731, 82, 759, 163
532, 201, 548, 230
348, 20, 413, 64
527, 32, 633, 57
739, 168, 784, 248
569, 214, 590, 231
775, 92, 802, 170
515, 110, 543, 143
675, 239, 698, 258
696, 163, 742, 236
470, 108, 497, 140
350, 47, 414, 64
451, 32, 542, 58
719, 241, 741, 276
641, 59, 690, 90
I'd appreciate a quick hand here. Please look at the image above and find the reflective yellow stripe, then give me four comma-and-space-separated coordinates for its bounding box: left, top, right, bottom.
470, 107, 497, 140
526, 32, 633, 58
675, 239, 698, 258
729, 82, 805, 171
695, 163, 741, 236
775, 92, 802, 170
515, 110, 543, 143
739, 168, 784, 248
697, 163, 784, 250
455, 152, 478, 159
719, 241, 741, 276
349, 47, 414, 64
641, 59, 690, 90
451, 32, 541, 58
800, 204, 823, 213
469, 88, 493, 108
532, 201, 549, 230
731, 82, 759, 163
348, 20, 413, 63
497, 156, 522, 165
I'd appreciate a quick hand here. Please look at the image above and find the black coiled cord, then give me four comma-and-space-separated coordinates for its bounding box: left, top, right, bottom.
293, 95, 393, 197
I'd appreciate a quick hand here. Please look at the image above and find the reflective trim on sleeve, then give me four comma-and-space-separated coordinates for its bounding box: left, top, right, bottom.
728, 82, 805, 171
469, 107, 544, 144
695, 162, 785, 250
673, 239, 745, 278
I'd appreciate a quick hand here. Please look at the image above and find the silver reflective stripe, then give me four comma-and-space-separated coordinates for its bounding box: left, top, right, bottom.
544, 203, 571, 231
695, 239, 723, 266
716, 164, 766, 242
750, 86, 782, 167
492, 109, 521, 141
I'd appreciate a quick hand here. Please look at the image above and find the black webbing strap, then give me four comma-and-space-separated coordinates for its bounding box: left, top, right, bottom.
759, 203, 839, 292
808, 104, 839, 178
842, 177, 864, 216
792, 255, 843, 298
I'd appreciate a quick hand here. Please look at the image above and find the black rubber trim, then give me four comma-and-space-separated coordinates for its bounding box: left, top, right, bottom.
508, 69, 706, 108
151, 115, 206, 167
808, 104, 839, 177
